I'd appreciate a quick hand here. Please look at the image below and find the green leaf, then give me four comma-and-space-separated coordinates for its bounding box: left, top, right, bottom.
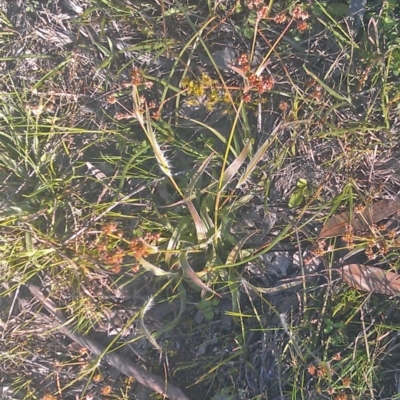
204, 310, 214, 320
296, 178, 307, 188
288, 179, 309, 208
303, 65, 351, 104
243, 27, 254, 39
196, 300, 210, 310
211, 296, 221, 306
289, 191, 304, 208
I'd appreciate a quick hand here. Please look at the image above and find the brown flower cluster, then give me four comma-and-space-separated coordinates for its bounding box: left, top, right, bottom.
244, 0, 269, 19
130, 232, 160, 259
250, 74, 274, 94
273, 4, 309, 31
311, 239, 326, 257
101, 222, 121, 236
353, 204, 366, 214
235, 53, 275, 101
100, 385, 112, 395
97, 223, 125, 271
237, 53, 250, 73
105, 66, 157, 120
274, 13, 287, 24
279, 100, 289, 111
257, 5, 269, 19
106, 94, 117, 104
307, 362, 331, 378
129, 237, 150, 258
342, 377, 351, 387
131, 67, 143, 86
96, 222, 160, 271
310, 85, 323, 101
114, 111, 134, 120
307, 364, 317, 375
307, 360, 350, 398
245, 0, 263, 10
365, 237, 389, 260
292, 5, 309, 21
292, 5, 310, 32
376, 239, 389, 255
104, 248, 125, 270
342, 224, 355, 249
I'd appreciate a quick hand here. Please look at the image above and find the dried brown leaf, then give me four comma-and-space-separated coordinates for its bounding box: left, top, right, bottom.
319, 196, 400, 238
338, 264, 400, 296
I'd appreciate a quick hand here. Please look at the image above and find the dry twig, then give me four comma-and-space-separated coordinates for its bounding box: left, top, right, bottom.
26, 283, 190, 400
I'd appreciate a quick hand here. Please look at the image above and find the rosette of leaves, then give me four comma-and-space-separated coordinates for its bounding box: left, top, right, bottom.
196, 296, 221, 321
288, 178, 311, 208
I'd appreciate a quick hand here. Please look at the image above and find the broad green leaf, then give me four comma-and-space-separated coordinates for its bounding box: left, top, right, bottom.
289, 191, 304, 208
288, 178, 309, 208
204, 310, 214, 320
196, 299, 210, 310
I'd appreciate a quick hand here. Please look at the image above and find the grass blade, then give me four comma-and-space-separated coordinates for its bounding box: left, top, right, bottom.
303, 65, 351, 104
138, 257, 176, 277
179, 252, 221, 298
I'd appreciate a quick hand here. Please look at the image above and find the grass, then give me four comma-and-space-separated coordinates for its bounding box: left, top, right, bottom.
1, 0, 400, 399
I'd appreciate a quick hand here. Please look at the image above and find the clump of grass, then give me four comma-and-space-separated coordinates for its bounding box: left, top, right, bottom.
2, 0, 400, 399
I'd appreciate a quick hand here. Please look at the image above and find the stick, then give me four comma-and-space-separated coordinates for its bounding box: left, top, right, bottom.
26, 283, 190, 400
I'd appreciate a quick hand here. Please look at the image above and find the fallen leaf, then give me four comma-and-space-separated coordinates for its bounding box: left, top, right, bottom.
319, 196, 400, 239
338, 264, 400, 296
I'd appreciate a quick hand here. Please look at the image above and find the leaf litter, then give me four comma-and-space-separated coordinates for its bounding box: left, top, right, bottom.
338, 264, 400, 297
319, 195, 400, 239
